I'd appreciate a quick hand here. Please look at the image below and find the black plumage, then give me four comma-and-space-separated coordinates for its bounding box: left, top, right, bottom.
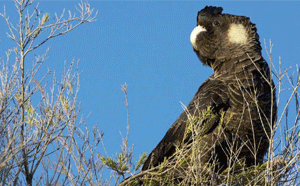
142, 6, 277, 173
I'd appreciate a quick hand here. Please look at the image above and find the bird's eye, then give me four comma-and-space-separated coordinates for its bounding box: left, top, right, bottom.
213, 20, 221, 27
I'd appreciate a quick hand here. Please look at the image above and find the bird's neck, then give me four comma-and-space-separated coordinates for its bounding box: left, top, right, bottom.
212, 52, 263, 77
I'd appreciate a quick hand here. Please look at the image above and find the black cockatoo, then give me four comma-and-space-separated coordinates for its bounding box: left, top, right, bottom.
142, 6, 276, 173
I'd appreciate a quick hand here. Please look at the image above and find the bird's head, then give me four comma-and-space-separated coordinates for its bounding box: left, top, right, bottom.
190, 6, 261, 69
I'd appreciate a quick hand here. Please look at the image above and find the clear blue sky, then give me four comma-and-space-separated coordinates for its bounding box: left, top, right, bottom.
0, 0, 299, 173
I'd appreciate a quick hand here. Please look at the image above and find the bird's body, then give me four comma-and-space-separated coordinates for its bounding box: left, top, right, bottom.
142, 6, 276, 173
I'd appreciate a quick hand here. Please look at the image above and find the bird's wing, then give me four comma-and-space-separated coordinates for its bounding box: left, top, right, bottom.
142, 77, 229, 170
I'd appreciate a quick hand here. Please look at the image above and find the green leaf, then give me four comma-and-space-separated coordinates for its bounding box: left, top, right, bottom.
42, 13, 50, 24
135, 152, 147, 171
101, 156, 118, 172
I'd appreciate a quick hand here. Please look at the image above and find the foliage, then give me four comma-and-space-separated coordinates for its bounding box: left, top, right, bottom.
0, 0, 105, 185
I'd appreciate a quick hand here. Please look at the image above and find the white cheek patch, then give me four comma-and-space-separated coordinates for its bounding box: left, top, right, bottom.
228, 24, 248, 44
190, 25, 207, 49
